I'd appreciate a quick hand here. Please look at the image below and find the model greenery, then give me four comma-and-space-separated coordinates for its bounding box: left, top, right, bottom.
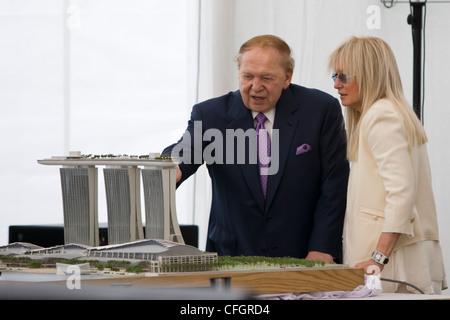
81, 154, 173, 160
216, 256, 326, 269
160, 256, 326, 273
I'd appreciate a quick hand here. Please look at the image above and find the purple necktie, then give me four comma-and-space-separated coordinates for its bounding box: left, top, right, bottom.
256, 112, 270, 198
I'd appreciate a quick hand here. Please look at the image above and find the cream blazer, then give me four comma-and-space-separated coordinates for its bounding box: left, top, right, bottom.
343, 99, 441, 266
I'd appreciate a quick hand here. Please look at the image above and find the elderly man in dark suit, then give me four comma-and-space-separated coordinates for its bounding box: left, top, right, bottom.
163, 35, 349, 263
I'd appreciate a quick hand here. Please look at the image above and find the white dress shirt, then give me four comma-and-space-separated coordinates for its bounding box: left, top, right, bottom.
252, 108, 275, 139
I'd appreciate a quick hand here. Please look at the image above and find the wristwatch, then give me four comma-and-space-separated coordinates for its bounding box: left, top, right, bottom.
371, 251, 389, 265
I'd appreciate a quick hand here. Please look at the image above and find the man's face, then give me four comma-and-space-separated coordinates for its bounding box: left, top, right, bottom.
239, 46, 293, 113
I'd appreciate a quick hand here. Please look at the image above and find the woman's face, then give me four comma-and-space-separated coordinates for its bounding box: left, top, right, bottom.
333, 68, 362, 112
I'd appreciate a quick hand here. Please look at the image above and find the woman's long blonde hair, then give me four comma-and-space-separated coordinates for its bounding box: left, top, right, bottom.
328, 36, 427, 161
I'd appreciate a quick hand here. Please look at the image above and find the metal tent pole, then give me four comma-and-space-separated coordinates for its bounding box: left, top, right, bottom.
407, 1, 426, 120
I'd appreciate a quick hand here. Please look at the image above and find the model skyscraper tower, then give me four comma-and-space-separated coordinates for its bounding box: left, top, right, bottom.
59, 166, 99, 246
103, 166, 144, 245
142, 166, 183, 243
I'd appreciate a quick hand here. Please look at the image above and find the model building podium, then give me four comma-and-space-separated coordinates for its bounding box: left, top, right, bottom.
37, 152, 184, 247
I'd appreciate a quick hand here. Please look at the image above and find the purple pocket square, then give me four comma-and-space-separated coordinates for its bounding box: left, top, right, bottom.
296, 144, 312, 155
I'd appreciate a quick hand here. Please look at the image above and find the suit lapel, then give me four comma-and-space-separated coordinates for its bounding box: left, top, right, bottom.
224, 89, 299, 213
226, 93, 265, 212
265, 88, 299, 213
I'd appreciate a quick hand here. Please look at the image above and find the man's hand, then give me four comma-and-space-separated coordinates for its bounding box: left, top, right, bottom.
305, 251, 335, 264
176, 165, 182, 183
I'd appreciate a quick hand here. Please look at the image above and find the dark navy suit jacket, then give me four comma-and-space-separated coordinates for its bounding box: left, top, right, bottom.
163, 84, 349, 261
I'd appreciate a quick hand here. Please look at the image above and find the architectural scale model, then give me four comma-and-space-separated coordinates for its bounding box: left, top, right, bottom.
0, 240, 217, 274
32, 153, 367, 295
37, 152, 183, 247
0, 241, 365, 295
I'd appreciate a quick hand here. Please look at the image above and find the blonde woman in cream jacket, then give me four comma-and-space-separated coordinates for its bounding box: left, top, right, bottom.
329, 36, 447, 294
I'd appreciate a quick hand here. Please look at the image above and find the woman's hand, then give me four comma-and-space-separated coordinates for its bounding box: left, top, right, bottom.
355, 259, 384, 275
355, 232, 401, 275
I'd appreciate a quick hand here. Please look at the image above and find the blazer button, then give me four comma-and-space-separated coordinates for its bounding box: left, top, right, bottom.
372, 215, 378, 220
410, 217, 415, 223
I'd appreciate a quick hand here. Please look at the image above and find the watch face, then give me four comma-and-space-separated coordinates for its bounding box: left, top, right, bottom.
372, 251, 387, 264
